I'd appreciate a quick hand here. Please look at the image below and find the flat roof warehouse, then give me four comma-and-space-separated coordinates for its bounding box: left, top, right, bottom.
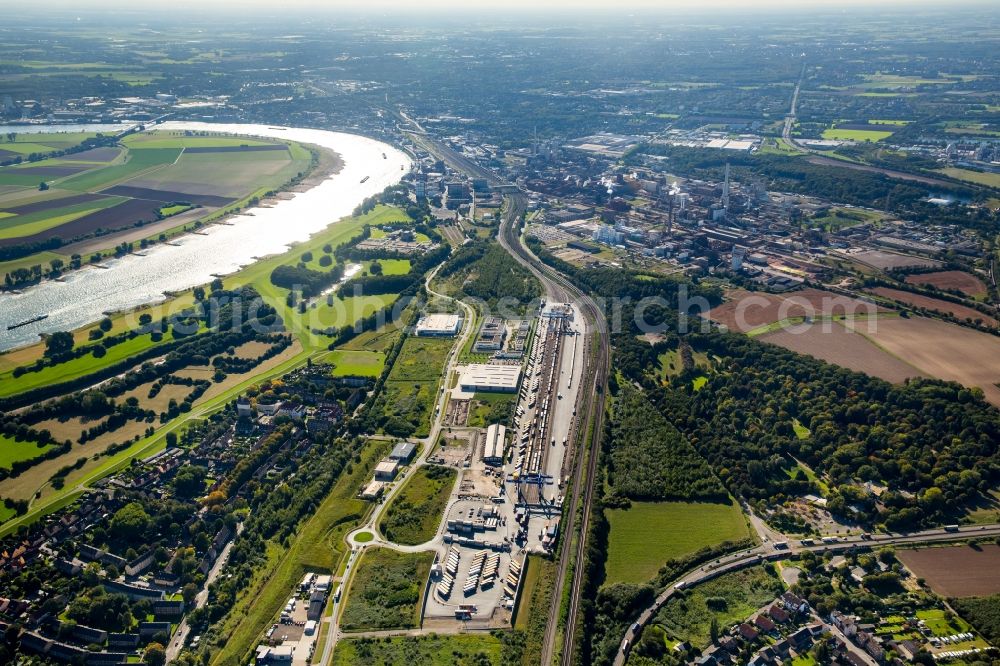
458, 364, 522, 392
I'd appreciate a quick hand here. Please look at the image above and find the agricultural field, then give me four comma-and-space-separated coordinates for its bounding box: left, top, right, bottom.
936, 167, 1000, 189
847, 249, 940, 271
379, 465, 456, 545
332, 634, 504, 666
650, 565, 785, 648
821, 128, 895, 142
339, 547, 434, 631
859, 316, 1000, 407
707, 288, 882, 333
897, 545, 1000, 597
0, 129, 309, 273
604, 501, 750, 585
0, 132, 103, 163
868, 287, 996, 326
758, 321, 925, 384
903, 270, 989, 297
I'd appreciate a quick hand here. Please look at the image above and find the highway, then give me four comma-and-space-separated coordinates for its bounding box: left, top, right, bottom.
612, 523, 1000, 666
402, 110, 610, 666
780, 63, 958, 189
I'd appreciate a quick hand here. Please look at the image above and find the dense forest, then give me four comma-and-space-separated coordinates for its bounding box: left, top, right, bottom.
605, 384, 726, 503
441, 241, 542, 313
951, 594, 1000, 647
644, 334, 1000, 530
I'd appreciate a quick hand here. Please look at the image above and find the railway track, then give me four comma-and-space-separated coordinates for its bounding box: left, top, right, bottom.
496, 194, 609, 666
401, 119, 610, 665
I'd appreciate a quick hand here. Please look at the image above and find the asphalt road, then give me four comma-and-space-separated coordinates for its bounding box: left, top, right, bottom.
316, 264, 477, 665
613, 523, 1000, 666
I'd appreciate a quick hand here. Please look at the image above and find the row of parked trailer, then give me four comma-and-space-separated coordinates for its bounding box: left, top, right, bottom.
464, 551, 489, 595
436, 546, 463, 599
503, 557, 523, 600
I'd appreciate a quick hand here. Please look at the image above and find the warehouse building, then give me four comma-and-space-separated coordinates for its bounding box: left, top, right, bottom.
374, 459, 400, 481
458, 364, 522, 393
415, 313, 462, 337
389, 441, 417, 464
483, 424, 507, 465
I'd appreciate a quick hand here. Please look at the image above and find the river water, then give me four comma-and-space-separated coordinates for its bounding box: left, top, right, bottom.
0, 122, 410, 351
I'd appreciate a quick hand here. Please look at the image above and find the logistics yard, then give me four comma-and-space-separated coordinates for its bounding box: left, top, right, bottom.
332, 298, 587, 641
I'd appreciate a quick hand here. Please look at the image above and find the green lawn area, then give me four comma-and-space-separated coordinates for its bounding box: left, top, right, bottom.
332, 634, 502, 666
224, 205, 397, 351
210, 439, 389, 666
787, 458, 829, 495
822, 128, 894, 142
654, 349, 710, 381
310, 293, 399, 330
937, 167, 1000, 189
691, 376, 708, 391
808, 206, 884, 232
353, 531, 374, 543
369, 226, 431, 243
652, 565, 785, 648
339, 324, 402, 354
339, 547, 434, 632
378, 465, 456, 545
387, 336, 454, 382
326, 350, 385, 377
467, 392, 516, 428
604, 500, 750, 585
917, 608, 973, 637
792, 418, 811, 440
0, 434, 53, 470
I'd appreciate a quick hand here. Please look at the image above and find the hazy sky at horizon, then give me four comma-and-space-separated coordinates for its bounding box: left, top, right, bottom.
17, 0, 997, 11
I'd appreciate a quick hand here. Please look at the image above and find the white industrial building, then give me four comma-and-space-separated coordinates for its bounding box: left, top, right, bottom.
374, 459, 400, 481
483, 424, 507, 465
542, 303, 574, 320
458, 364, 522, 393
415, 313, 462, 337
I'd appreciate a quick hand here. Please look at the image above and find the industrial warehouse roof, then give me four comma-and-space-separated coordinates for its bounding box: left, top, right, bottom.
484, 423, 506, 462
415, 313, 461, 335
458, 364, 522, 391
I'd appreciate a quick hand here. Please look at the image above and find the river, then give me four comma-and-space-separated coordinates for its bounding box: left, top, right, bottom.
0, 122, 410, 351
